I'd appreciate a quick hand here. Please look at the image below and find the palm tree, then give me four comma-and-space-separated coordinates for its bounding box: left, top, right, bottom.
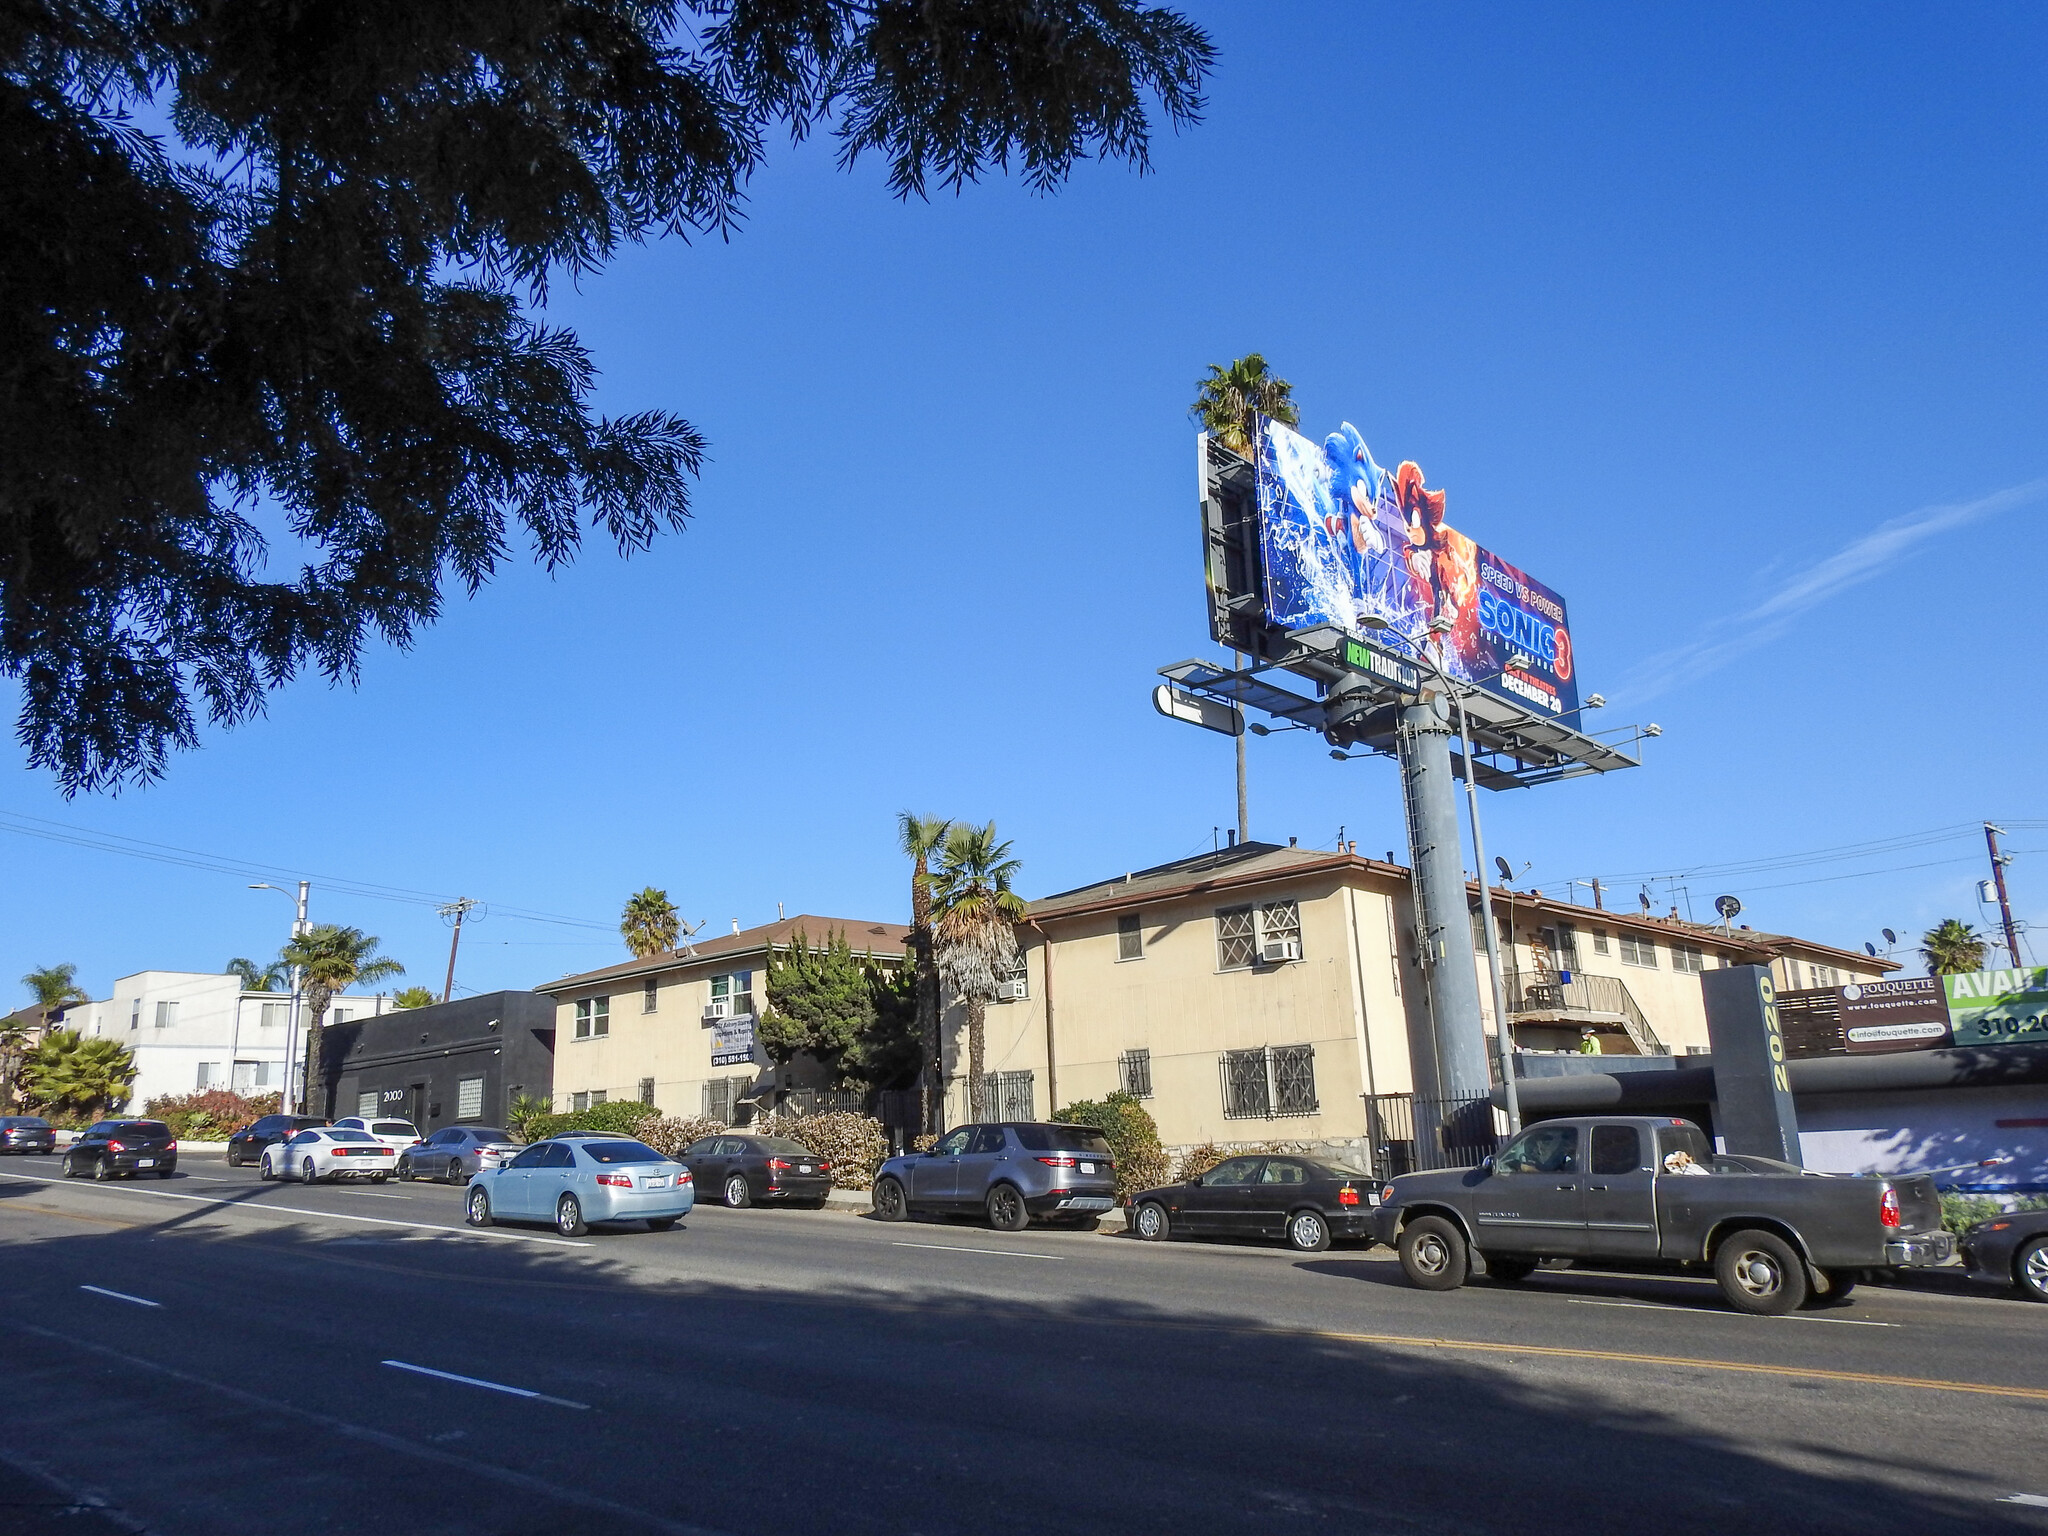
1190, 353, 1299, 459
931, 822, 1026, 1122
279, 925, 405, 1116
21, 1030, 136, 1119
0, 1017, 32, 1112
390, 986, 438, 1010
225, 957, 289, 992
620, 887, 681, 958
1921, 919, 1988, 976
21, 963, 89, 1012
897, 813, 952, 1134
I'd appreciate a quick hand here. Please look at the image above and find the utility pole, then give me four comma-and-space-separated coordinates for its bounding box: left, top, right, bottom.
1985, 823, 2022, 967
439, 898, 479, 1004
1233, 649, 1250, 844
251, 881, 310, 1113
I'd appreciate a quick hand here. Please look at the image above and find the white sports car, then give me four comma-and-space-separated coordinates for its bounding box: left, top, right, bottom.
261, 1127, 397, 1183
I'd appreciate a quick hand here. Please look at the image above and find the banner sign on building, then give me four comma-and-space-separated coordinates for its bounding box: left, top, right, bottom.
710, 1013, 758, 1067
1839, 977, 1952, 1053
1943, 967, 2048, 1047
1253, 415, 1579, 717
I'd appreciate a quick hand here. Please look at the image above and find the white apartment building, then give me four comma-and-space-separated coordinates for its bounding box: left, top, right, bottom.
63, 971, 394, 1112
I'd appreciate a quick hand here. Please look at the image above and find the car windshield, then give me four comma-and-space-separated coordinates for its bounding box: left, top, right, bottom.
1012, 1125, 1114, 1156
328, 1129, 378, 1143
370, 1122, 415, 1136
754, 1138, 811, 1155
578, 1141, 668, 1165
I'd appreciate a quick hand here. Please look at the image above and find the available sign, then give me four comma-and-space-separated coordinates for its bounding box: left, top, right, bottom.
710, 1013, 757, 1067
1943, 967, 2048, 1048
1839, 978, 1952, 1053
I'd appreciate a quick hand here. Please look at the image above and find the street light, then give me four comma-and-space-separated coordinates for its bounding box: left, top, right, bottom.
250, 882, 310, 1114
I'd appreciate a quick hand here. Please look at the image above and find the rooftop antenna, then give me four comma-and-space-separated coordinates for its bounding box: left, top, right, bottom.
1494, 856, 1513, 884
1714, 894, 1743, 937
677, 918, 703, 958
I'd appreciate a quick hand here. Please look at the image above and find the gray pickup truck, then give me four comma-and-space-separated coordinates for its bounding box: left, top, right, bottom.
1367, 1115, 1953, 1314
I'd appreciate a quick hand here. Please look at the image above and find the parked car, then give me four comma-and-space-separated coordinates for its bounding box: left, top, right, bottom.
465, 1137, 693, 1237
1368, 1115, 1954, 1315
399, 1126, 521, 1184
1129, 1154, 1379, 1252
1959, 1208, 2048, 1303
333, 1116, 424, 1156
0, 1115, 56, 1155
260, 1127, 396, 1183
226, 1114, 331, 1167
870, 1122, 1119, 1230
680, 1135, 834, 1209
62, 1120, 178, 1180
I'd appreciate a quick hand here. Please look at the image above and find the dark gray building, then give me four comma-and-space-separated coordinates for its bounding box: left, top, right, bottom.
325, 991, 555, 1132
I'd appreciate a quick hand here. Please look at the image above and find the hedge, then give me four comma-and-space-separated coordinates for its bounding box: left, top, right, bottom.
142, 1089, 282, 1140
1052, 1091, 1169, 1205
525, 1100, 660, 1141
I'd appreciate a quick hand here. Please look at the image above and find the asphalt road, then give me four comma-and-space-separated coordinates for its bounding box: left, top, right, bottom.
2, 1150, 2045, 1536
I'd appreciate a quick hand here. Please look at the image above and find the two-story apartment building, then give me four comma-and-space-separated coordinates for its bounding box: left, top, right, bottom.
539, 917, 909, 1120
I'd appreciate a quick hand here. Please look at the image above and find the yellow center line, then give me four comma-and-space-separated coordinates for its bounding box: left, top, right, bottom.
0, 1202, 147, 1230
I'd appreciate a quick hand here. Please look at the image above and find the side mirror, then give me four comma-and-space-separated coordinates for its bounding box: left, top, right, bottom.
1188, 1173, 1204, 1187
1480, 1155, 1495, 1174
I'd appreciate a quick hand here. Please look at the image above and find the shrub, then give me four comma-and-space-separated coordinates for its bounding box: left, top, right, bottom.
637, 1115, 726, 1158
755, 1110, 889, 1190
527, 1099, 660, 1141
1053, 1090, 1169, 1206
1174, 1142, 1227, 1183
1942, 1192, 2048, 1234
142, 1088, 281, 1140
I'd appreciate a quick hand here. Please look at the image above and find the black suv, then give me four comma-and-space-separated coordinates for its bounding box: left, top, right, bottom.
227, 1114, 330, 1167
63, 1120, 177, 1180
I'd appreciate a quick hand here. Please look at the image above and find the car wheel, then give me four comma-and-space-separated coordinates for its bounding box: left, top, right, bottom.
1814, 1269, 1859, 1304
985, 1183, 1030, 1233
94, 1155, 118, 1182
1486, 1255, 1538, 1283
1286, 1209, 1332, 1253
647, 1216, 680, 1231
1715, 1229, 1809, 1316
301, 1157, 320, 1185
1398, 1215, 1470, 1291
258, 1156, 275, 1181
871, 1176, 908, 1222
446, 1159, 464, 1185
466, 1186, 492, 1227
556, 1193, 587, 1238
1133, 1201, 1172, 1241
2017, 1238, 2048, 1303
723, 1174, 752, 1209
61, 1154, 79, 1179
226, 1148, 242, 1168
156, 1168, 174, 1180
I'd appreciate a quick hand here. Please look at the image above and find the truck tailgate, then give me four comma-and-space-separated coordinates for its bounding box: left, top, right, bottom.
1892, 1173, 1942, 1232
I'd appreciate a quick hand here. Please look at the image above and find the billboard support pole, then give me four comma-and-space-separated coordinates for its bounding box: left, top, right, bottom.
1233, 650, 1250, 844
1985, 822, 2023, 968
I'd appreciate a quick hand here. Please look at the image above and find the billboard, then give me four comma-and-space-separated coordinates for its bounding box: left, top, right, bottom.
1943, 967, 2048, 1048
710, 1013, 758, 1067
1838, 977, 1952, 1053
1252, 415, 1580, 717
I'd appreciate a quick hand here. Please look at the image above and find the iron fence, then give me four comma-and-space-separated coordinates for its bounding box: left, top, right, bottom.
1364, 1091, 1502, 1181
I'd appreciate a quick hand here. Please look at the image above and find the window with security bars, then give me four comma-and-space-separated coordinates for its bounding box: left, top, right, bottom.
1118, 1048, 1153, 1099
643, 977, 659, 1013
1117, 913, 1144, 961
358, 1090, 378, 1117
638, 1077, 655, 1106
1220, 1045, 1318, 1119
702, 1076, 751, 1123
1260, 901, 1301, 955
457, 1076, 484, 1120
989, 1070, 1035, 1122
1216, 906, 1257, 970
991, 956, 1028, 1001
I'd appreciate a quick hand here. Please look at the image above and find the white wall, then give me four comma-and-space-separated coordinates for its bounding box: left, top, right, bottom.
1796, 1085, 2048, 1194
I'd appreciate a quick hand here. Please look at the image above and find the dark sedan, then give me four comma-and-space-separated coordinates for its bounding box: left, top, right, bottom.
1960, 1207, 2048, 1302
62, 1120, 178, 1180
1129, 1154, 1378, 1252
0, 1116, 56, 1155
226, 1114, 331, 1167
681, 1135, 833, 1209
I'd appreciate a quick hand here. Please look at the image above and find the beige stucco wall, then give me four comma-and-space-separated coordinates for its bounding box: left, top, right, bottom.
548, 961, 763, 1116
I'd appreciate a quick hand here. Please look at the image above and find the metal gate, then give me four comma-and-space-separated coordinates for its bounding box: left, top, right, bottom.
1364, 1092, 1502, 1182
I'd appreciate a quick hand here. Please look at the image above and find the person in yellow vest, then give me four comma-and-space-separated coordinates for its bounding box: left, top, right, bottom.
1578, 1027, 1601, 1055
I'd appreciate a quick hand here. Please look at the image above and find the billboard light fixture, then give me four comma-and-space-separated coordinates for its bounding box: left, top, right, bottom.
1586, 694, 1606, 708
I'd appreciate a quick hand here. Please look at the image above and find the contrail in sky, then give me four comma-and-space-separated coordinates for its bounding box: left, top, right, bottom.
1617, 477, 2048, 703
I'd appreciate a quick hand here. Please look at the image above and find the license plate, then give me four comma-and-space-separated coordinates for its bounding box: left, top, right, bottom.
646, 1176, 670, 1188
799, 1165, 814, 1173
1080, 1162, 1095, 1174
137, 1158, 155, 1168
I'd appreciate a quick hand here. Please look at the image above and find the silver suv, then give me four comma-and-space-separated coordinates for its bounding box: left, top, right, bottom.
871, 1122, 1118, 1230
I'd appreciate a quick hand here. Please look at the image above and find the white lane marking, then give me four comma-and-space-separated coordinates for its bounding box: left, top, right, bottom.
890, 1241, 1067, 1262
15, 1323, 731, 1536
381, 1359, 590, 1410
175, 1175, 236, 1182
2001, 1494, 2048, 1508
0, 1170, 588, 1248
1566, 1298, 1899, 1327
80, 1285, 161, 1308
338, 1190, 413, 1200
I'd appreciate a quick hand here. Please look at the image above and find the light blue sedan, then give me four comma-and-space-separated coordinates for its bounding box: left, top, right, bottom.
464, 1137, 694, 1237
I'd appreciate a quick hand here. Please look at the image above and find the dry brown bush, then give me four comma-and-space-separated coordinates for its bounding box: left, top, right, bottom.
637, 1115, 725, 1157
754, 1111, 889, 1189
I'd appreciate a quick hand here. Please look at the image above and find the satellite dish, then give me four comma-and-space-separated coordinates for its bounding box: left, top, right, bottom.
1865, 942, 1878, 957
1714, 895, 1743, 920
1882, 928, 1897, 946
1494, 856, 1513, 884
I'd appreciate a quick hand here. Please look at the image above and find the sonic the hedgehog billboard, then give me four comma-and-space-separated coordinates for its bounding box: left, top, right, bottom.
1252, 415, 1579, 718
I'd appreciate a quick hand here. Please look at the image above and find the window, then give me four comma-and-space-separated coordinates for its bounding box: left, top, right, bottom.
1272, 1044, 1317, 1115
1216, 906, 1258, 970
1261, 1159, 1309, 1185
1222, 1048, 1270, 1118
992, 956, 1028, 1001
1591, 928, 1611, 956
1258, 900, 1302, 962
968, 1125, 1009, 1154
591, 1089, 607, 1106
643, 977, 659, 1014
931, 1127, 973, 1158
1556, 923, 1582, 971
1118, 1048, 1153, 1100
1618, 933, 1658, 968
638, 1077, 655, 1107
130, 999, 141, 1031
1656, 1123, 1713, 1167
457, 1077, 484, 1120
702, 1076, 752, 1122
1204, 1157, 1263, 1186
708, 972, 753, 1019
574, 996, 610, 1039
332, 1009, 351, 1025
1808, 963, 1840, 989
357, 1090, 378, 1117
541, 1142, 575, 1168
989, 1070, 1035, 1122
1013, 1125, 1114, 1155
195, 1062, 222, 1089
1590, 1125, 1642, 1176
1221, 1046, 1316, 1119
1671, 944, 1704, 975
153, 1000, 179, 1028
1117, 913, 1144, 961
1498, 1125, 1579, 1174
509, 1144, 550, 1169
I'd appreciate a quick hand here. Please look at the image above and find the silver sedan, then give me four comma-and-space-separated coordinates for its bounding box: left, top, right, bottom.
464, 1136, 693, 1237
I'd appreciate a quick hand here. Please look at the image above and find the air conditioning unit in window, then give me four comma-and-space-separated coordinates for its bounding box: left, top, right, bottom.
996, 976, 1028, 1001
702, 1001, 729, 1023
1259, 937, 1302, 964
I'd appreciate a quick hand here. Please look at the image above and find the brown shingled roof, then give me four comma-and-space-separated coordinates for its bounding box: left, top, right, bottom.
537, 914, 907, 994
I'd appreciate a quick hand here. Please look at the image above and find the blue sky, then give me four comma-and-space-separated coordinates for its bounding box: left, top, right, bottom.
6, 1, 2045, 1006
